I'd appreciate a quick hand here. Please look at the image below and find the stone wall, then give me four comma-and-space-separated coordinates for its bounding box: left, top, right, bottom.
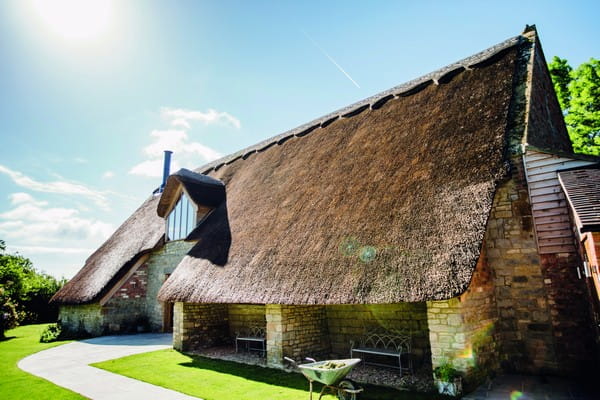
173, 302, 229, 352
59, 304, 104, 336
427, 246, 499, 388
99, 261, 149, 333
59, 240, 196, 336
427, 156, 546, 382
102, 297, 147, 333
326, 303, 429, 366
266, 304, 329, 367
228, 304, 266, 337
486, 156, 558, 373
83, 240, 195, 334
426, 154, 597, 383
145, 240, 194, 331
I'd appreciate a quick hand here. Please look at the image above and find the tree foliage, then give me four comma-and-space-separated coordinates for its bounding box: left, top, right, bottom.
549, 56, 600, 155
0, 239, 65, 338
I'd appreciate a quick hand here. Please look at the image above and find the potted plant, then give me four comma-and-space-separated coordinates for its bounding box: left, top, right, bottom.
433, 361, 462, 396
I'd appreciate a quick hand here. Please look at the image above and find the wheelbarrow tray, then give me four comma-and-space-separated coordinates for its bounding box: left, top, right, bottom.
298, 358, 361, 386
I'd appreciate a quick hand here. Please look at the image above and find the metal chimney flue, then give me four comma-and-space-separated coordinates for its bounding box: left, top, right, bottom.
160, 150, 173, 192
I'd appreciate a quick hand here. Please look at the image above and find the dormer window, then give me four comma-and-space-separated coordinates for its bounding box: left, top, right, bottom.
166, 192, 196, 241
157, 168, 226, 242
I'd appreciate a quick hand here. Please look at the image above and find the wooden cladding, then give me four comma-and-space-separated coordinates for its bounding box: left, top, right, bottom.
524, 150, 594, 255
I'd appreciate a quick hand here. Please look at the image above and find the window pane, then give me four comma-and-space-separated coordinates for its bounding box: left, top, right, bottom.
183, 194, 189, 237
168, 209, 175, 240
174, 195, 181, 240
166, 192, 197, 241
187, 197, 195, 233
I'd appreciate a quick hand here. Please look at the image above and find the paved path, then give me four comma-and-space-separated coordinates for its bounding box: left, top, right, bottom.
18, 333, 200, 400
463, 374, 595, 400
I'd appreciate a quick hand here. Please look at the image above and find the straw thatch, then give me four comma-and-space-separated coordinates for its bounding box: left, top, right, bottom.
51, 196, 165, 304
158, 36, 524, 305
157, 168, 225, 217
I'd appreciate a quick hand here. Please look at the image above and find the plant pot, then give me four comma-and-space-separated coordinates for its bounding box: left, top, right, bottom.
435, 377, 462, 397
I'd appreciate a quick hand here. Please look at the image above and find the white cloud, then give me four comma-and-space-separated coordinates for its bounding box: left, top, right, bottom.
143, 129, 187, 157
129, 159, 179, 178
74, 157, 88, 164
0, 164, 109, 210
129, 107, 235, 178
9, 192, 47, 207
0, 193, 113, 245
143, 130, 222, 161
161, 107, 241, 130
102, 171, 115, 179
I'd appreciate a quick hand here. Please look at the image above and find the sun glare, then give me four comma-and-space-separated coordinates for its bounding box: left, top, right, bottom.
31, 0, 113, 42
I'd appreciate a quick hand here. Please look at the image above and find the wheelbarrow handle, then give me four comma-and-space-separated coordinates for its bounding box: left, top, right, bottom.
304, 357, 317, 363
283, 357, 297, 367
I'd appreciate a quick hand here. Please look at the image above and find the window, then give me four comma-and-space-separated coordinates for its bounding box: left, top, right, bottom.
166, 192, 196, 241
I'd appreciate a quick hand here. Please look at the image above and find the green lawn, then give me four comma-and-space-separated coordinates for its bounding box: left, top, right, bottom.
0, 324, 84, 400
94, 349, 446, 400
1, 325, 445, 399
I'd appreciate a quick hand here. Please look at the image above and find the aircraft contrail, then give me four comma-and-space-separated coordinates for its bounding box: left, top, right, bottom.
302, 30, 360, 89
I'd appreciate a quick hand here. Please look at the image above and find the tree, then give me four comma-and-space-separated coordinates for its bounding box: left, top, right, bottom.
21, 271, 66, 324
0, 286, 19, 339
0, 239, 65, 338
0, 240, 27, 338
548, 57, 572, 110
549, 57, 600, 156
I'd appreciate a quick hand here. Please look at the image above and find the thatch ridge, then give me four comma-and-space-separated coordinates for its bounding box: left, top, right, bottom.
158, 36, 523, 304
51, 196, 165, 304
197, 35, 522, 175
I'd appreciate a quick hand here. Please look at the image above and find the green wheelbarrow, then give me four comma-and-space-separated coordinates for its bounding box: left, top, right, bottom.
284, 357, 363, 400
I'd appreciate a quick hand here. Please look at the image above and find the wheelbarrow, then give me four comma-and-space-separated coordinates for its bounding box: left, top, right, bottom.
284, 357, 363, 400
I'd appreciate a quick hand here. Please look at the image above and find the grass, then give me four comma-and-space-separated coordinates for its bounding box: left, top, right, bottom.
0, 324, 84, 400
1, 325, 446, 399
94, 349, 447, 400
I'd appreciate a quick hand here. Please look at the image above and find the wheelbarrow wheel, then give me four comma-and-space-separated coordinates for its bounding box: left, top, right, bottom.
337, 380, 357, 400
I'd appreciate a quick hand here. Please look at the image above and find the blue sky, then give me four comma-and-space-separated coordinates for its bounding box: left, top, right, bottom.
0, 0, 598, 279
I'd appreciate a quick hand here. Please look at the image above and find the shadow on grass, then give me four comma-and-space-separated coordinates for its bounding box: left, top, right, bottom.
0, 336, 16, 342
179, 357, 312, 391
179, 355, 445, 400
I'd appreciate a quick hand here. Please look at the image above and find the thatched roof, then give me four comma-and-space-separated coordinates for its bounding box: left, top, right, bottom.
157, 168, 225, 218
51, 196, 165, 304
559, 165, 600, 233
158, 33, 527, 304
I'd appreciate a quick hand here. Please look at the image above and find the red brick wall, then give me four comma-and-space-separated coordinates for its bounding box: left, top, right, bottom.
538, 251, 596, 371
111, 264, 148, 300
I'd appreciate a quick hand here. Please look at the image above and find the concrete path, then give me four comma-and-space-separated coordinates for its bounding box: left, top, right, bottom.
18, 333, 200, 400
463, 374, 595, 400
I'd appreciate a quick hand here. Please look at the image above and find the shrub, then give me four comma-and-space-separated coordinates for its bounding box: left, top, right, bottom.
39, 323, 62, 343
433, 361, 461, 381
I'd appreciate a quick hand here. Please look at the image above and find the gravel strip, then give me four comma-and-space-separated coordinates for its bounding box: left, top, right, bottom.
190, 346, 434, 392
